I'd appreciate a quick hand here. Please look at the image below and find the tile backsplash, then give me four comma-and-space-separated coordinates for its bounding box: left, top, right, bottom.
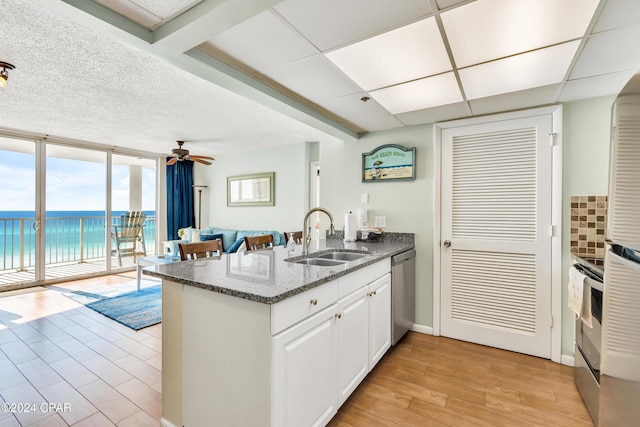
570, 195, 607, 259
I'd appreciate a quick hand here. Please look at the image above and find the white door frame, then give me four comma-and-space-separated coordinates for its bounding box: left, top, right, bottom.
433, 105, 563, 363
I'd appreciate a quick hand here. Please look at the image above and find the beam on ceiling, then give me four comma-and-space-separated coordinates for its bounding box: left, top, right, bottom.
152, 0, 285, 53
182, 48, 359, 142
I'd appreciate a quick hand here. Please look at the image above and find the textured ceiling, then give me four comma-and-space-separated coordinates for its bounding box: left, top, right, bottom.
1, 0, 640, 159
0, 0, 327, 158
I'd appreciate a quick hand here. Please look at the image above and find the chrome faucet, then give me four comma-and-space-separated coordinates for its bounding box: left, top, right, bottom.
302, 207, 335, 255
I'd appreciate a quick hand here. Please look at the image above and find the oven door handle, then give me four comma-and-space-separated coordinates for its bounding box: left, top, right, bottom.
573, 265, 604, 293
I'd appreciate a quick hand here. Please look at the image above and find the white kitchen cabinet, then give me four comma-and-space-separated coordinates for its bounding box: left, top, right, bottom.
337, 272, 392, 405
368, 273, 392, 367
337, 286, 370, 405
169, 258, 392, 427
272, 304, 339, 427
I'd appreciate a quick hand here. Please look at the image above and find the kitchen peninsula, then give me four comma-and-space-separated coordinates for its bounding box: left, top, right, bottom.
144, 235, 414, 427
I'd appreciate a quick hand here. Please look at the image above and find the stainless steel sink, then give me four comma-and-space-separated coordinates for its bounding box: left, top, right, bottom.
315, 252, 368, 261
292, 258, 347, 266
287, 250, 369, 267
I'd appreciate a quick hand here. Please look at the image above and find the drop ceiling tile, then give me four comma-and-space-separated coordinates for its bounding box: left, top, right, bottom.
396, 102, 471, 126
262, 54, 362, 102
558, 71, 636, 102
128, 0, 202, 20
459, 40, 580, 100
316, 93, 405, 132
369, 72, 463, 114
325, 17, 451, 91
468, 84, 561, 116
442, 0, 599, 67
435, 0, 469, 10
593, 0, 640, 33
274, 0, 432, 51
570, 25, 640, 79
93, 0, 202, 29
203, 11, 317, 74
93, 0, 161, 29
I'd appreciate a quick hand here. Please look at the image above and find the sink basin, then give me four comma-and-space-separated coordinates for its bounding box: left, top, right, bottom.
315, 252, 368, 261
293, 258, 347, 266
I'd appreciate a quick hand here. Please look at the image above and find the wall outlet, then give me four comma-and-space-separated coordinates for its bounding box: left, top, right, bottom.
361, 192, 369, 204
374, 216, 386, 228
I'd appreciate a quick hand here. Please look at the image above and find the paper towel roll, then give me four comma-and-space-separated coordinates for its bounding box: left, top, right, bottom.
344, 212, 357, 242
357, 208, 368, 229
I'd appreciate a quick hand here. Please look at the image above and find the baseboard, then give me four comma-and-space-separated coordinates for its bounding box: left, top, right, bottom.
160, 418, 179, 427
561, 354, 575, 367
410, 324, 433, 335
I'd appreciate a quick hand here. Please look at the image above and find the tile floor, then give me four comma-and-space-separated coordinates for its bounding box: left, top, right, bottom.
0, 272, 160, 426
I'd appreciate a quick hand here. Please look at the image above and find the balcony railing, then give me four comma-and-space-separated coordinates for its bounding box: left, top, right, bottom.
0, 214, 156, 273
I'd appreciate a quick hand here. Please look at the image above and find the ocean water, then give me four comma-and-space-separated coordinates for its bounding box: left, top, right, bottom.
0, 210, 156, 269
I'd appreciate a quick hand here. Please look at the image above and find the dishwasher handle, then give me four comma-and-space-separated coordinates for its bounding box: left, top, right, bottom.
391, 249, 416, 265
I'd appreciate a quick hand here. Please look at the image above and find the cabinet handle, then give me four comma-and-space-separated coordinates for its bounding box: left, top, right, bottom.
335, 313, 342, 319
368, 290, 377, 297
310, 298, 318, 305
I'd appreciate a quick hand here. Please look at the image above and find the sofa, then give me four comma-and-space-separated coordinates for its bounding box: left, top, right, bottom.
165, 226, 285, 256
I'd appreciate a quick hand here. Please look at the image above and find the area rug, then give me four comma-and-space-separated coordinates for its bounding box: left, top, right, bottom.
64, 279, 161, 330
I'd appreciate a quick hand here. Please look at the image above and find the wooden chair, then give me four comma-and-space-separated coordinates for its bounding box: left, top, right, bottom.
111, 211, 147, 267
178, 240, 222, 261
244, 234, 274, 251
284, 231, 303, 244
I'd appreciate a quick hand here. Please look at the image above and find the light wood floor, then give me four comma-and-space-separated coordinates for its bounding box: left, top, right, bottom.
330, 332, 593, 427
0, 274, 592, 427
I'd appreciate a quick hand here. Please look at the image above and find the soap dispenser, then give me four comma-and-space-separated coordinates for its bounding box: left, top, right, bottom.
287, 233, 296, 254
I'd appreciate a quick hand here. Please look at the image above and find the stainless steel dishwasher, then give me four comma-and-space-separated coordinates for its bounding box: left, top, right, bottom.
391, 249, 416, 345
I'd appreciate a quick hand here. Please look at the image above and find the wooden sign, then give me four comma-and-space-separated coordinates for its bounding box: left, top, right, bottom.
362, 144, 416, 182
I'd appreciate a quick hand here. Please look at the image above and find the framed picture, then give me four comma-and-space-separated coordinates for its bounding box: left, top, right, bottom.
362, 144, 416, 182
227, 172, 275, 206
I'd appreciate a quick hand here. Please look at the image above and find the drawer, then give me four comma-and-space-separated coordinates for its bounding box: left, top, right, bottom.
271, 279, 339, 335
338, 258, 391, 298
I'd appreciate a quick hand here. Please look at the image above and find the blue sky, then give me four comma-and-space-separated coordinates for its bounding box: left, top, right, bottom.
0, 150, 156, 211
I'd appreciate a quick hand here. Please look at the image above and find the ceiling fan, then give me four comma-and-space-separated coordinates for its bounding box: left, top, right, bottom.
166, 140, 215, 165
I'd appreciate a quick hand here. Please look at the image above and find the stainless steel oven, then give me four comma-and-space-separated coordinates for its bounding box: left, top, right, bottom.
573, 260, 604, 426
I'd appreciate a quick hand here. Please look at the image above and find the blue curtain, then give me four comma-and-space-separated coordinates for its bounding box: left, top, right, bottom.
166, 158, 195, 240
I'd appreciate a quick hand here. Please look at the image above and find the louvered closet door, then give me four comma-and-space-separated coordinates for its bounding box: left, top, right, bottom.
441, 115, 552, 358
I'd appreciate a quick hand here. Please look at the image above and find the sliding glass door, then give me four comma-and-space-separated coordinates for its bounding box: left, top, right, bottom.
0, 136, 158, 290
0, 137, 37, 289
45, 144, 107, 278
111, 154, 157, 268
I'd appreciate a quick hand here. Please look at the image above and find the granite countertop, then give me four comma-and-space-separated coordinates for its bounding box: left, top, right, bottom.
143, 236, 414, 304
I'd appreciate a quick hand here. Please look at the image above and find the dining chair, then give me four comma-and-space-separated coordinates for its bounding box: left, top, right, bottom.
244, 234, 274, 251
111, 211, 147, 267
178, 239, 222, 261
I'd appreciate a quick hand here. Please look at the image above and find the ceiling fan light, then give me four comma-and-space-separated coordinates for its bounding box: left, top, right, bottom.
0, 62, 15, 89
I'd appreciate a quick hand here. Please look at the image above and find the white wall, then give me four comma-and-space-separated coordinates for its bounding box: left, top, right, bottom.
194, 142, 310, 231
561, 95, 614, 355
319, 127, 435, 327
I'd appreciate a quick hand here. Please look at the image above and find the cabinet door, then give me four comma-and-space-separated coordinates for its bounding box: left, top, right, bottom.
369, 273, 392, 368
272, 304, 338, 427
337, 286, 369, 405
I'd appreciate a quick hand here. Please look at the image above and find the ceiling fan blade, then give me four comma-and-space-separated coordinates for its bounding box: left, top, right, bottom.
193, 158, 212, 165
167, 157, 178, 165
191, 155, 215, 161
